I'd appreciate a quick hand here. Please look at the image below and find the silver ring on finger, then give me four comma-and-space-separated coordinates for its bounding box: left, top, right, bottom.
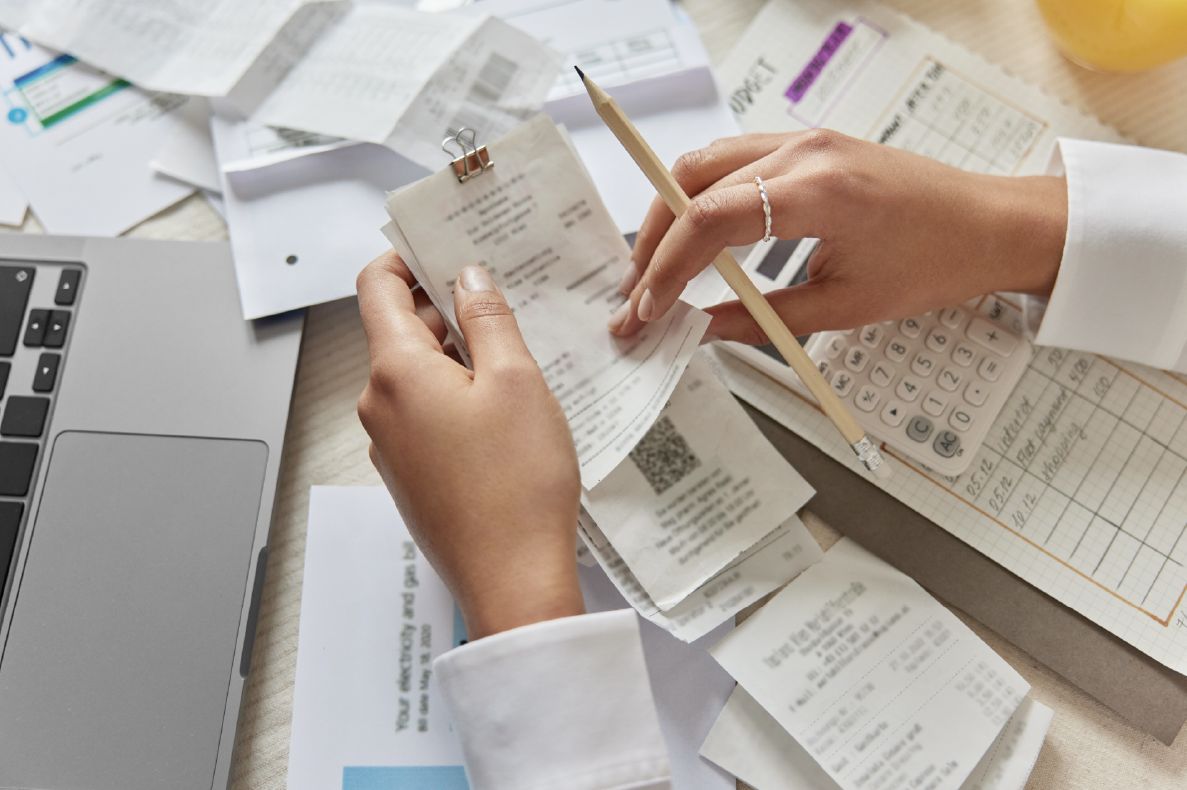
754, 175, 773, 243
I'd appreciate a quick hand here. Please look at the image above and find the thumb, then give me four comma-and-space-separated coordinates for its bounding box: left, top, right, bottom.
705, 279, 844, 344
453, 266, 534, 374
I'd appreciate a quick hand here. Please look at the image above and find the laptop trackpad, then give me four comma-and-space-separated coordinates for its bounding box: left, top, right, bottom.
0, 432, 267, 790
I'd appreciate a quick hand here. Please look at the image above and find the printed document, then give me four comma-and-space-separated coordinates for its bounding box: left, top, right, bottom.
584, 354, 815, 609
384, 114, 709, 488
701, 688, 1052, 790
712, 539, 1029, 790
0, 34, 192, 234
290, 486, 736, 789
713, 0, 1187, 675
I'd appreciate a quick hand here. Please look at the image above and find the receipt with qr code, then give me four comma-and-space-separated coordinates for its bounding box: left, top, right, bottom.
583, 354, 816, 609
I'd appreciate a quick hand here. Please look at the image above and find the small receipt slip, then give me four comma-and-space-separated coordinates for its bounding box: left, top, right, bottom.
385, 114, 708, 488
711, 539, 1029, 790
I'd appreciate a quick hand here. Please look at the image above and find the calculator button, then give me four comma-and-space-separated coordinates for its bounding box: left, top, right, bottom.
933, 430, 961, 458
855, 385, 881, 412
881, 400, 906, 427
978, 357, 1003, 382
844, 347, 870, 373
817, 360, 831, 377
859, 324, 884, 348
869, 361, 894, 388
823, 335, 845, 359
921, 392, 948, 417
949, 409, 974, 432
910, 352, 936, 378
906, 415, 934, 442
886, 338, 909, 363
895, 376, 923, 402
899, 317, 922, 338
831, 370, 855, 397
925, 328, 951, 353
966, 317, 1017, 356
977, 297, 1009, 323
938, 307, 964, 329
951, 343, 977, 367
937, 367, 963, 392
964, 381, 989, 406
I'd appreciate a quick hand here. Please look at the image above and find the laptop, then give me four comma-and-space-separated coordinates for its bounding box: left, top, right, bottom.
0, 235, 303, 790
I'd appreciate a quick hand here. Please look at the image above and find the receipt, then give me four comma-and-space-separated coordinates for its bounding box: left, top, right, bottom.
584, 354, 816, 608
701, 688, 1052, 790
385, 114, 708, 488
711, 539, 1029, 790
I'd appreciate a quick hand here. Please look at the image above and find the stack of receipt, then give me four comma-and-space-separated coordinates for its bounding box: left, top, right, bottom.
383, 113, 823, 644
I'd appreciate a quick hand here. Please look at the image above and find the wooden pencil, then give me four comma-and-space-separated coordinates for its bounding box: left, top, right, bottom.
577, 66, 889, 479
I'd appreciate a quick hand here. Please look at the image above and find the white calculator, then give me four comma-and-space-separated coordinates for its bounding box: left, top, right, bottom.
718, 239, 1031, 476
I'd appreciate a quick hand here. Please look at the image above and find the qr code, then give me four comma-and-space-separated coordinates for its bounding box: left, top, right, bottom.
630, 416, 701, 495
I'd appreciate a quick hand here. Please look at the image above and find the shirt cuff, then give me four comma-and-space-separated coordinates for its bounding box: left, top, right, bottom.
1034, 138, 1187, 370
433, 610, 671, 790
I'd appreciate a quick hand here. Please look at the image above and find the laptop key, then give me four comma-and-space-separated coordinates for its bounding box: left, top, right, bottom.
0, 265, 34, 355
0, 500, 22, 596
0, 361, 9, 398
55, 268, 81, 305
0, 442, 38, 496
24, 308, 48, 347
1, 396, 50, 437
44, 310, 70, 348
32, 353, 61, 392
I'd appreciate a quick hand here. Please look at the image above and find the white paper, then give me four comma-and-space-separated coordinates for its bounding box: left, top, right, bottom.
701, 688, 1052, 790
712, 539, 1029, 790
0, 161, 24, 226
385, 114, 709, 488
584, 354, 815, 609
210, 110, 348, 173
291, 485, 738, 789
0, 36, 193, 234
288, 486, 466, 790
711, 0, 1187, 676
213, 114, 429, 319
577, 559, 735, 790
150, 97, 220, 193
581, 509, 822, 643
0, 0, 334, 97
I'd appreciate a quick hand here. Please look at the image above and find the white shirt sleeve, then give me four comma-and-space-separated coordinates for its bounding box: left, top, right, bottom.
433, 609, 672, 790
1033, 138, 1187, 372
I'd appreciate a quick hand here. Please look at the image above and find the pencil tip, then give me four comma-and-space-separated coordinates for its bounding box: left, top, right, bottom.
574, 65, 585, 81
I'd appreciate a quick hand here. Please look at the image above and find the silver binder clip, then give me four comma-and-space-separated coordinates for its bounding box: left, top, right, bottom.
442, 127, 493, 183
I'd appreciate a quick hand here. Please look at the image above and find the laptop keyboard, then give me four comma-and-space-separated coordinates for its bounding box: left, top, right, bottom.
0, 262, 82, 600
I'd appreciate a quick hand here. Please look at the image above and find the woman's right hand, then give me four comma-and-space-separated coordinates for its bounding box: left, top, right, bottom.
609, 130, 1068, 344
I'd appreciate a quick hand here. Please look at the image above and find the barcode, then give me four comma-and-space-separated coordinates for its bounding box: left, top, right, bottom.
630, 416, 702, 495
468, 52, 518, 105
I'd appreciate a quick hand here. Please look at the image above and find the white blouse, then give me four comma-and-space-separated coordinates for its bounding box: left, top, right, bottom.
434, 139, 1187, 789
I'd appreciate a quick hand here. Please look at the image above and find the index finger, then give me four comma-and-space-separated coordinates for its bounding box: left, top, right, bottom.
356, 251, 446, 363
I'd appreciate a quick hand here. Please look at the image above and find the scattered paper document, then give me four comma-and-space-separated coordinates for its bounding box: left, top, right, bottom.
581, 508, 821, 643
701, 688, 1052, 790
584, 354, 815, 609
384, 114, 709, 488
712, 0, 1187, 676
291, 485, 738, 789
0, 36, 193, 234
288, 486, 466, 790
0, 0, 336, 97
150, 98, 221, 194
712, 539, 1029, 790
212, 112, 347, 174
0, 161, 24, 226
214, 114, 429, 319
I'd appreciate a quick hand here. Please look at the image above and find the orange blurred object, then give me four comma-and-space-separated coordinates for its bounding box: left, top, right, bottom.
1036, 0, 1187, 72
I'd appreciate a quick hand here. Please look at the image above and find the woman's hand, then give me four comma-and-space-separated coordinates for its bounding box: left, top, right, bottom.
609, 129, 1068, 344
357, 253, 584, 640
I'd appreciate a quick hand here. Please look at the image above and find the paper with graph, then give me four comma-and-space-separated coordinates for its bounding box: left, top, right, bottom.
712, 0, 1187, 673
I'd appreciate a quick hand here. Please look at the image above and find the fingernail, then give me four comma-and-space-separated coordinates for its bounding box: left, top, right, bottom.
458, 265, 494, 292
607, 301, 631, 333
638, 289, 656, 322
617, 265, 639, 296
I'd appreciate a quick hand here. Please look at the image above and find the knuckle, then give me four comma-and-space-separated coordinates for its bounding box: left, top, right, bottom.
457, 295, 513, 323
738, 323, 771, 347
672, 147, 710, 183
796, 127, 843, 153
685, 192, 725, 232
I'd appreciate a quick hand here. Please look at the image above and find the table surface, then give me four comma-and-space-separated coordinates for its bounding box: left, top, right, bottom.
6, 1, 1186, 788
